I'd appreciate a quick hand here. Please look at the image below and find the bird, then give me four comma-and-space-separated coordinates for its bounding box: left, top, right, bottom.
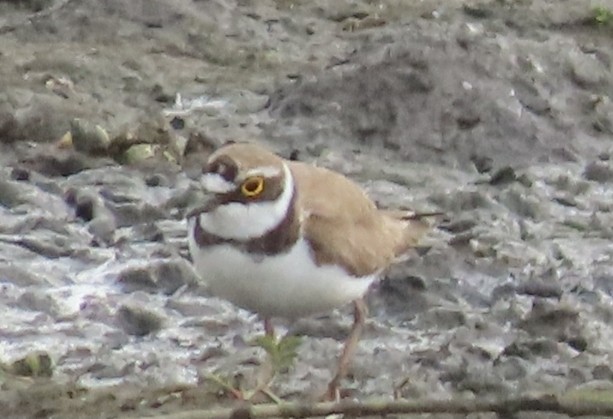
186, 142, 436, 399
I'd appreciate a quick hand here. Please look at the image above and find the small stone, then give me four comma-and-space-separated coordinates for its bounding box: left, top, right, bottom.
288, 149, 300, 161
519, 302, 579, 338
10, 351, 53, 377
417, 307, 467, 329
494, 356, 528, 381
584, 161, 613, 182
553, 195, 579, 208
25, 150, 94, 177
75, 196, 95, 222
513, 76, 550, 115
145, 174, 166, 187
502, 339, 558, 358
122, 144, 157, 164
470, 154, 493, 173
16, 232, 73, 258
593, 97, 613, 134
10, 167, 30, 181
375, 273, 429, 319
154, 259, 199, 295
230, 90, 270, 114
593, 365, 613, 380
568, 50, 608, 88
183, 131, 221, 156
151, 83, 174, 103
70, 118, 111, 155
438, 219, 477, 234
117, 267, 157, 293
566, 336, 588, 352
0, 265, 45, 287
88, 215, 117, 245
117, 259, 197, 295
0, 180, 24, 208
500, 186, 542, 219
130, 223, 165, 242
116, 305, 162, 336
107, 201, 166, 227
169, 116, 185, 130
456, 22, 483, 49
86, 361, 134, 380
16, 290, 60, 316
430, 190, 492, 212
516, 281, 563, 299
462, 3, 493, 18
489, 166, 517, 186
0, 102, 19, 143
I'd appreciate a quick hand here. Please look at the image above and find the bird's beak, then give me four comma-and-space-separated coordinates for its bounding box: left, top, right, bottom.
187, 171, 237, 219
185, 195, 219, 219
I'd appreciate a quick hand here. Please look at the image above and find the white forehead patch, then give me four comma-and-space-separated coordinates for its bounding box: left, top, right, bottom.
198, 163, 293, 240
243, 165, 281, 179
201, 173, 235, 194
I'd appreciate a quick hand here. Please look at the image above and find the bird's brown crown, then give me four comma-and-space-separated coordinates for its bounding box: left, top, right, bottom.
203, 143, 288, 204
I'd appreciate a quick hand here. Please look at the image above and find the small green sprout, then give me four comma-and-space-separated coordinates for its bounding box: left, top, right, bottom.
593, 6, 613, 26
251, 335, 302, 374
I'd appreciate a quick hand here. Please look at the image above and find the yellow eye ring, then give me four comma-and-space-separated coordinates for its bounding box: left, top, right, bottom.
241, 176, 265, 197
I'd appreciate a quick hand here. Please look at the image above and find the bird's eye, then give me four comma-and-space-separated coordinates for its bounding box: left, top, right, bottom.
241, 176, 265, 197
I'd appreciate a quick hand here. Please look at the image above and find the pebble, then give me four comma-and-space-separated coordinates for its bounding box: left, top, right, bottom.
106, 202, 166, 227
16, 232, 75, 258
0, 264, 47, 287
117, 259, 198, 295
10, 167, 30, 181
116, 305, 163, 337
0, 179, 24, 208
568, 50, 608, 87
70, 119, 111, 155
583, 160, 613, 182
15, 290, 61, 317
416, 308, 467, 330
515, 281, 563, 299
494, 356, 528, 381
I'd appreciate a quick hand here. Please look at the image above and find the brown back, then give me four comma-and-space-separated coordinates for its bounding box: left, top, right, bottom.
289, 161, 429, 277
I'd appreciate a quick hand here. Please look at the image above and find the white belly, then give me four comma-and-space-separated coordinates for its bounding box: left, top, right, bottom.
187, 219, 376, 319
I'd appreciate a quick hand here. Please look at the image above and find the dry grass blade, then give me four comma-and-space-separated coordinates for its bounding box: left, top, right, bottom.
137, 394, 613, 419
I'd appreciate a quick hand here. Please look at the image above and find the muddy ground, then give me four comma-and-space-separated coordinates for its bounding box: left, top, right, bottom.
1, 0, 613, 418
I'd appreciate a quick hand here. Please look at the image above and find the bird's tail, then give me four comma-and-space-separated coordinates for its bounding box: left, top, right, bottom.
383, 210, 444, 258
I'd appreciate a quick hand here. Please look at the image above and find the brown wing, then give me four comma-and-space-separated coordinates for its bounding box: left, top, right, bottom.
288, 161, 428, 277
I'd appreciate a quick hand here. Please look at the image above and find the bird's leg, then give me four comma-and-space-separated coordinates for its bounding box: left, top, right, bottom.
264, 318, 275, 338
325, 297, 368, 400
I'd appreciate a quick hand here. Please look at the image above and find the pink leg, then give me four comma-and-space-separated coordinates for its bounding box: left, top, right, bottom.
326, 298, 368, 400
264, 318, 275, 338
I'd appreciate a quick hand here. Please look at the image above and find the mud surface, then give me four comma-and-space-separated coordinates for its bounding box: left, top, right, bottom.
1, 0, 613, 418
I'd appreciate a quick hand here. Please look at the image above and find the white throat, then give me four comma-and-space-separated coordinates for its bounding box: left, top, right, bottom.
197, 163, 294, 241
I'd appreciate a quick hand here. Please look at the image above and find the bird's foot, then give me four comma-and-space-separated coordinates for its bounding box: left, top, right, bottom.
322, 375, 356, 401
324, 379, 341, 402
204, 371, 282, 403
204, 373, 248, 400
